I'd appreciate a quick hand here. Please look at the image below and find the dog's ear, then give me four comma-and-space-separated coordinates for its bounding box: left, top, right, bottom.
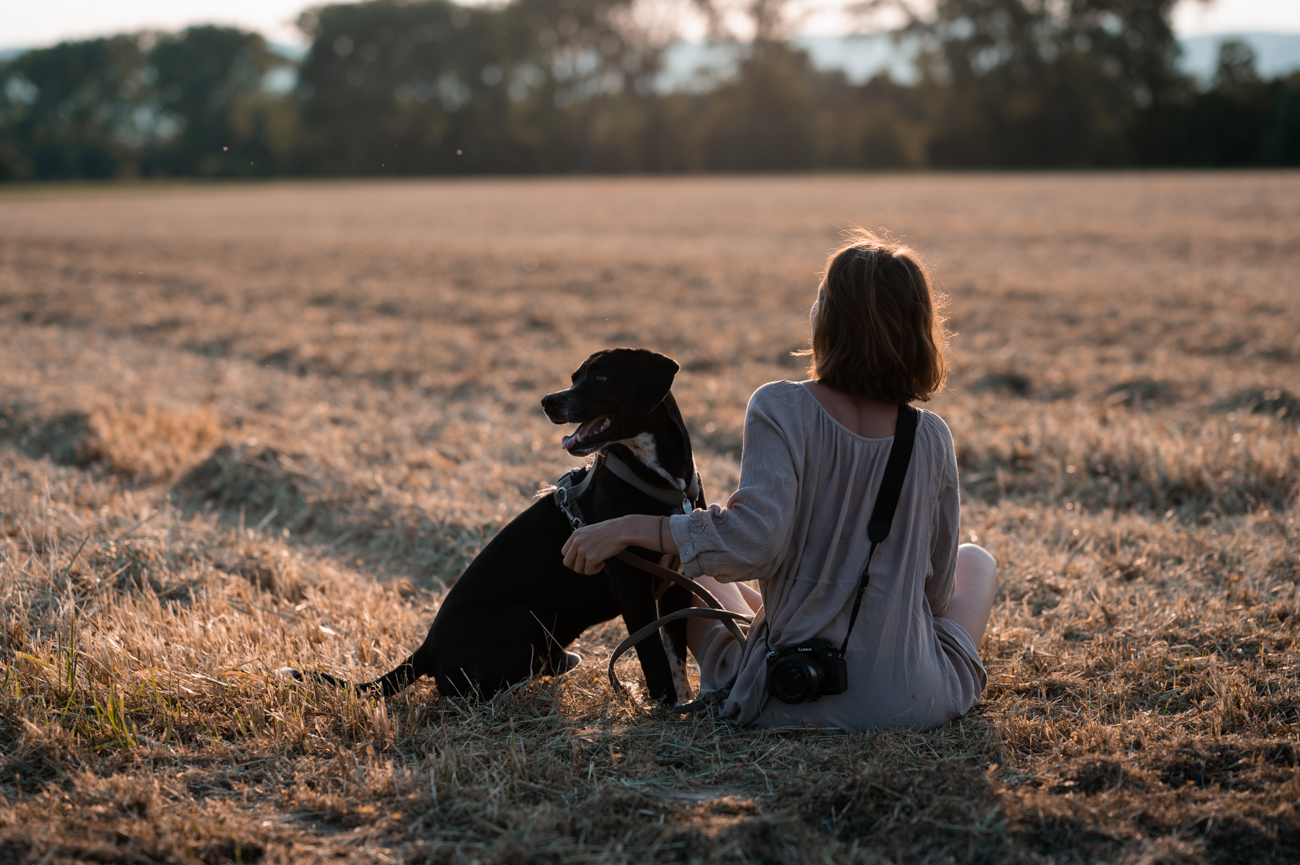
631, 352, 680, 415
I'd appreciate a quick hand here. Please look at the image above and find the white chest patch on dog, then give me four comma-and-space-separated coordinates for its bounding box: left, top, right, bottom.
620, 433, 685, 490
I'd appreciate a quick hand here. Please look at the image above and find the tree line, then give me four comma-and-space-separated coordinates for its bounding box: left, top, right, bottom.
1, 0, 1296, 180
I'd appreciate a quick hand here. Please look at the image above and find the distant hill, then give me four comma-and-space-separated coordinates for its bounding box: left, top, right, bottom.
656, 35, 919, 91
659, 31, 1300, 91
1179, 32, 1300, 82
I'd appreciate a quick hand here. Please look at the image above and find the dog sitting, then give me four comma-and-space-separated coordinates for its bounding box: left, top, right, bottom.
292, 348, 702, 705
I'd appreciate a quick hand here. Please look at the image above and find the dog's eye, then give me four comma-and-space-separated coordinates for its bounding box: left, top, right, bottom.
595, 375, 607, 383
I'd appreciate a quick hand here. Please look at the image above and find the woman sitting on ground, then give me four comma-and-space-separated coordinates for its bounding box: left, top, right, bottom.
562, 231, 997, 731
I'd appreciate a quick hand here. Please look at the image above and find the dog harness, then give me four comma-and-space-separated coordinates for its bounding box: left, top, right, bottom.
551, 451, 698, 528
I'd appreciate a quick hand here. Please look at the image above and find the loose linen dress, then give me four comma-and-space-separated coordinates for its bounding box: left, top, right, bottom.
668, 381, 985, 731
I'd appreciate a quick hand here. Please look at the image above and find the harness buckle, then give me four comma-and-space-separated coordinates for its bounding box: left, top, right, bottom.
553, 481, 585, 530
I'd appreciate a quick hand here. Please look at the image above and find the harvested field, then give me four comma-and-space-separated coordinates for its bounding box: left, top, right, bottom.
0, 172, 1298, 864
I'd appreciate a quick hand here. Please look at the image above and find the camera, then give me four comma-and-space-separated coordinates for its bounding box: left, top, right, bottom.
765, 639, 848, 704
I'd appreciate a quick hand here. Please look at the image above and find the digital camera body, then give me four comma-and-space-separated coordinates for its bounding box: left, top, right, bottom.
765, 639, 848, 704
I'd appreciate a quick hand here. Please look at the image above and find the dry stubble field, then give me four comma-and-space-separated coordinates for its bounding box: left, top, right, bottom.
0, 173, 1298, 864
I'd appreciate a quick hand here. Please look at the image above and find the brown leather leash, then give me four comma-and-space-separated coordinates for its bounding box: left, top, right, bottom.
607, 605, 750, 714
610, 550, 751, 648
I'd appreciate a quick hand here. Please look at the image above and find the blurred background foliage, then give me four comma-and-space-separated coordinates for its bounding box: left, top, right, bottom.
0, 0, 1296, 179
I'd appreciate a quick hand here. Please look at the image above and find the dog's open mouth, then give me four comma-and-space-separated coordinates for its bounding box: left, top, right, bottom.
561, 415, 612, 451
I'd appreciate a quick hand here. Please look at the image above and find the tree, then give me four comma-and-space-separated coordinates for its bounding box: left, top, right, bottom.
1257, 73, 1300, 165
292, 0, 665, 173
1132, 39, 1300, 167
0, 28, 295, 180
0, 36, 152, 179
699, 42, 834, 169
1183, 39, 1272, 165
146, 26, 294, 176
893, 0, 1184, 167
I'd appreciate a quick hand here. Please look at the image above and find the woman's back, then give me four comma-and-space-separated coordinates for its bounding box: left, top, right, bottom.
677, 382, 984, 730
802, 380, 897, 438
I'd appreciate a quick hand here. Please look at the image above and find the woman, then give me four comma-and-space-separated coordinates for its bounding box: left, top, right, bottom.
562, 231, 997, 731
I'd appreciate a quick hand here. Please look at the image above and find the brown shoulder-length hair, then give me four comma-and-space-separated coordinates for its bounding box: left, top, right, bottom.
804, 231, 948, 403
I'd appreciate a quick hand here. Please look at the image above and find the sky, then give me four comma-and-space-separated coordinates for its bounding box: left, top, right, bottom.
1, 0, 1298, 50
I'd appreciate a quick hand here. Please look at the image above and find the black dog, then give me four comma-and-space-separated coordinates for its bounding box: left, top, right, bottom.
298, 348, 703, 706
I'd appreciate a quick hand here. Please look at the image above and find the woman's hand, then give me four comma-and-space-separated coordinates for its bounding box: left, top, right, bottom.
561, 514, 678, 575
562, 519, 629, 575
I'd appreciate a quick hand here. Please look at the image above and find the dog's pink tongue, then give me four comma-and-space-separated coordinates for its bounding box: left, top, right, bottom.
561, 416, 609, 451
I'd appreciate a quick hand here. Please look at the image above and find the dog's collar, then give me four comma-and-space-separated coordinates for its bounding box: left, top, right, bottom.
551, 452, 698, 530
602, 451, 699, 515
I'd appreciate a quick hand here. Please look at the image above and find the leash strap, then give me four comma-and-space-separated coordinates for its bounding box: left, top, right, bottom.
605, 551, 751, 709
607, 607, 752, 713
612, 551, 750, 645
838, 404, 919, 656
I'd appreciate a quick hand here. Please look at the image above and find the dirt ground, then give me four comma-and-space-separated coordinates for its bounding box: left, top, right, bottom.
1, 173, 1298, 864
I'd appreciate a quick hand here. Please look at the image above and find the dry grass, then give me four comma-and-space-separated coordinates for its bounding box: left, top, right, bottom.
0, 173, 1298, 864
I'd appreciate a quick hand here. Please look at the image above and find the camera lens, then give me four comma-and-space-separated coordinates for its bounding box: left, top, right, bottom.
768, 654, 822, 704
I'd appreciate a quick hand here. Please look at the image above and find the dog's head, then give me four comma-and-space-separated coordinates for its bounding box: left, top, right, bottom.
540, 348, 679, 457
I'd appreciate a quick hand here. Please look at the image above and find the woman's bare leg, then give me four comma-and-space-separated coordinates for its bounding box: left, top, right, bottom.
686, 576, 758, 661
938, 544, 998, 645
735, 580, 762, 611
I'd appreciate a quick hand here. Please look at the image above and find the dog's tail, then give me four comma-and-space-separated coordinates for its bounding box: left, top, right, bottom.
281, 622, 439, 697
363, 659, 423, 696
279, 650, 429, 698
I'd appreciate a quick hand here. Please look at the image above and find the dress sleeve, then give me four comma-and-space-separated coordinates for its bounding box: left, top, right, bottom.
669, 388, 799, 582
926, 420, 961, 616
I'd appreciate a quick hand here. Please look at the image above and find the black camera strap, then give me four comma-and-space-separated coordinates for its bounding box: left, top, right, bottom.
838, 403, 919, 656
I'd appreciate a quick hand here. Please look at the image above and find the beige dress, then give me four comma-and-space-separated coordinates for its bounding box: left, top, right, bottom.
668, 381, 985, 731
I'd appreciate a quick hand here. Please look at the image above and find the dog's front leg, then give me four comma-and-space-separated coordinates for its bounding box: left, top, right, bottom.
657, 584, 693, 705
607, 557, 680, 705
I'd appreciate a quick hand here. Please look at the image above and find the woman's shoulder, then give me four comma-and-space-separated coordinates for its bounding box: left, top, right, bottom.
749, 379, 807, 406
745, 381, 818, 423
743, 380, 809, 411
745, 385, 954, 444
916, 407, 953, 441
742, 381, 813, 436
916, 408, 958, 475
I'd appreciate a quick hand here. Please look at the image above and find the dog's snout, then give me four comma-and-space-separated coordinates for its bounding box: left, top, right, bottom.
541, 391, 569, 420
